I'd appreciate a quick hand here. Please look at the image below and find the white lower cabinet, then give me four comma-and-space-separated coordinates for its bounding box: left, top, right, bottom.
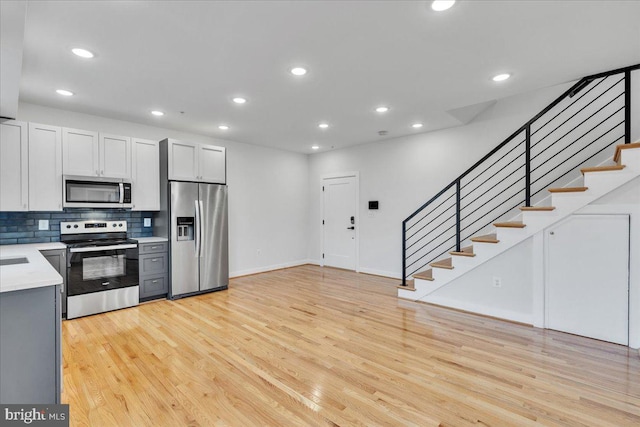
0, 120, 28, 211
132, 138, 160, 211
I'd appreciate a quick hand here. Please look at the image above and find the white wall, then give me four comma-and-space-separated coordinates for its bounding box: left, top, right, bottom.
307, 81, 574, 278
17, 102, 310, 277
426, 239, 534, 324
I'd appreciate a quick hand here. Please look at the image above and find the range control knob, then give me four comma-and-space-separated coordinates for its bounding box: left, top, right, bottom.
73, 224, 78, 228
119, 223, 123, 227
66, 225, 71, 229
112, 224, 117, 227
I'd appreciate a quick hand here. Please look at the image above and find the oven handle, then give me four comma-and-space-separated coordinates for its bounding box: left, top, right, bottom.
69, 244, 138, 253
119, 182, 124, 204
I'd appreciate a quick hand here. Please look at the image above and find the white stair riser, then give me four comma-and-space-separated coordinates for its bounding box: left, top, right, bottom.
470, 242, 503, 258
621, 148, 640, 169
495, 227, 528, 241
584, 171, 637, 193
449, 255, 476, 269
550, 192, 592, 210
521, 211, 561, 229
430, 267, 457, 282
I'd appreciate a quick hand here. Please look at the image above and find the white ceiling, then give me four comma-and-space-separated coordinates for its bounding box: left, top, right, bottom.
17, 0, 640, 153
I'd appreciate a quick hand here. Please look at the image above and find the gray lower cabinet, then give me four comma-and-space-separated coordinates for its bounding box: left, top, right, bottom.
0, 284, 62, 404
139, 242, 168, 300
41, 249, 67, 316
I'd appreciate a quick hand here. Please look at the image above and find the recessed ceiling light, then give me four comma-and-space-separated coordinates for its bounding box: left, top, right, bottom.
290, 67, 307, 76
431, 1, 456, 12
218, 125, 229, 130
412, 123, 423, 129
233, 97, 247, 104
311, 145, 320, 150
375, 106, 389, 113
56, 89, 73, 96
492, 73, 511, 82
151, 110, 164, 116
318, 123, 329, 129
71, 48, 94, 58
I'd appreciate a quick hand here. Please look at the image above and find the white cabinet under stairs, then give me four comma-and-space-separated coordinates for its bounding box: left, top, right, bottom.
399, 143, 640, 310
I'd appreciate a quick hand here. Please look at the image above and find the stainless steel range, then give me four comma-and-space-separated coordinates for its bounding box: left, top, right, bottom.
61, 220, 139, 319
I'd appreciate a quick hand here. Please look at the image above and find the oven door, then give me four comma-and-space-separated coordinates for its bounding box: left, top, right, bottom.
67, 245, 138, 297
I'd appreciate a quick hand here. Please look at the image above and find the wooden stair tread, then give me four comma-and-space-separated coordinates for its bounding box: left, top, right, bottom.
430, 258, 454, 270
580, 164, 625, 174
397, 279, 416, 291
471, 233, 499, 243
614, 142, 640, 163
449, 245, 475, 257
548, 186, 588, 193
520, 206, 556, 211
413, 270, 434, 281
493, 221, 526, 228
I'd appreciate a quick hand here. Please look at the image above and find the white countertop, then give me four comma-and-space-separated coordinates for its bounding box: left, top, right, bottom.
0, 243, 65, 293
135, 236, 168, 243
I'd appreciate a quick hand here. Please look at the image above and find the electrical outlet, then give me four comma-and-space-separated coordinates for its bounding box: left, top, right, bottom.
38, 220, 49, 231
143, 218, 152, 227
492, 276, 502, 288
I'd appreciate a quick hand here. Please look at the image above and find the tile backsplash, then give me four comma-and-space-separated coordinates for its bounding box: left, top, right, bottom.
0, 210, 154, 245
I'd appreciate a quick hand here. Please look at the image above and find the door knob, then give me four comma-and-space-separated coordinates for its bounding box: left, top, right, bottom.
347, 226, 355, 230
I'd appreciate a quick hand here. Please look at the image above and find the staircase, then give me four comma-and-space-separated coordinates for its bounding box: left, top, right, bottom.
398, 64, 639, 306
399, 142, 640, 301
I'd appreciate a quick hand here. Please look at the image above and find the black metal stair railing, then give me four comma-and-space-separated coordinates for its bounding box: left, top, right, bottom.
401, 64, 639, 285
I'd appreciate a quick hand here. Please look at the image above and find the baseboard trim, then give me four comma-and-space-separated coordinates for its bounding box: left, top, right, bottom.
358, 267, 401, 280
422, 295, 534, 325
230, 260, 313, 279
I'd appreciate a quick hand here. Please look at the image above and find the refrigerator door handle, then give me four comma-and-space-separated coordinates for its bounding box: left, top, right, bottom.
194, 199, 201, 256
199, 200, 204, 258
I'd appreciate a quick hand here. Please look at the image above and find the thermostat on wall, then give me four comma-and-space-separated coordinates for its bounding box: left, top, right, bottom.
368, 201, 379, 210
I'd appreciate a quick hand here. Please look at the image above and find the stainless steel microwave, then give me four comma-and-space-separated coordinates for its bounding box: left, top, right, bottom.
63, 176, 132, 208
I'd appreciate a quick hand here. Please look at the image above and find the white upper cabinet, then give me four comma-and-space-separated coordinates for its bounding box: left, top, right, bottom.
100, 133, 131, 179
199, 144, 226, 184
62, 128, 131, 179
132, 138, 160, 211
167, 139, 198, 181
166, 139, 226, 184
0, 120, 28, 211
28, 123, 62, 211
62, 127, 99, 177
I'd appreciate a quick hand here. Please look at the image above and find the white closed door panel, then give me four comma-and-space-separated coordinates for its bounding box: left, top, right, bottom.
323, 176, 356, 270
547, 215, 629, 345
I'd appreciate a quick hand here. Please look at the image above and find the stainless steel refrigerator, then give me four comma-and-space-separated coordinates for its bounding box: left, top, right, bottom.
167, 181, 229, 298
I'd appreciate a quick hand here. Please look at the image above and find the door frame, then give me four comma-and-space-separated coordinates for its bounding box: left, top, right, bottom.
320, 171, 360, 272
543, 213, 630, 344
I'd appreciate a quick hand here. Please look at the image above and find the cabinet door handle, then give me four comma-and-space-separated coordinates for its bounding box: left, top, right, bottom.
101, 170, 104, 175
151, 246, 158, 250
95, 170, 99, 176
151, 258, 159, 262
152, 280, 158, 284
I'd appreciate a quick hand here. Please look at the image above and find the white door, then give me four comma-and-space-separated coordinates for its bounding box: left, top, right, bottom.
323, 175, 357, 270
28, 123, 62, 211
546, 215, 629, 345
132, 138, 160, 211
199, 144, 226, 184
100, 133, 131, 179
62, 127, 99, 176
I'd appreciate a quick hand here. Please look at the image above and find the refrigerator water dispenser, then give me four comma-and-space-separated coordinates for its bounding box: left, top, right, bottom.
176, 217, 194, 241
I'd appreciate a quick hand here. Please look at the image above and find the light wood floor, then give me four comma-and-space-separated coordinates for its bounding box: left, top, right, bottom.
62, 265, 640, 426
